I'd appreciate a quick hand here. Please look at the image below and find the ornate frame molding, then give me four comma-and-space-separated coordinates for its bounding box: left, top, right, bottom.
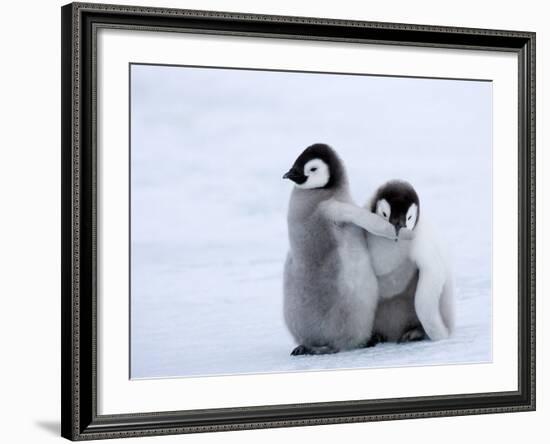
61, 2, 535, 440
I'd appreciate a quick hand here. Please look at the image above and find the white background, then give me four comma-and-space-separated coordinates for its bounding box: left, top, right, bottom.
0, 0, 546, 443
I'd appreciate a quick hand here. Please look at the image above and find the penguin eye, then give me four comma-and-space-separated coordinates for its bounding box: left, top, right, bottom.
310, 167, 318, 172
407, 216, 412, 220
382, 212, 387, 217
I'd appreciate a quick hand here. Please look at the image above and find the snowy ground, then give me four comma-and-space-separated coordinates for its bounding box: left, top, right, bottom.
130, 65, 492, 379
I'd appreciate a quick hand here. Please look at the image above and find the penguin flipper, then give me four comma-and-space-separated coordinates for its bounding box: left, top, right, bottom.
321, 201, 398, 240
410, 222, 452, 341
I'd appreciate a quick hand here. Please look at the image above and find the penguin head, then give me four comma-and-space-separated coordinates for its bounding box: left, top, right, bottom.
283, 143, 344, 190
371, 180, 419, 236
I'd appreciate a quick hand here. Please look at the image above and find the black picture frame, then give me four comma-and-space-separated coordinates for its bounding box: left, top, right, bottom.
61, 2, 536, 440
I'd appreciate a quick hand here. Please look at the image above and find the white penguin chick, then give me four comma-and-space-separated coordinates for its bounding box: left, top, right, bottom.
365, 180, 455, 345
282, 144, 410, 356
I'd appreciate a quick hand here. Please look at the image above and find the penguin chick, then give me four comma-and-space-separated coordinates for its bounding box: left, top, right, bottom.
282, 144, 405, 356
366, 180, 455, 344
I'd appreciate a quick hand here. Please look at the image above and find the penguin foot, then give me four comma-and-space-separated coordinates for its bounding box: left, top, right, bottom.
398, 326, 427, 343
290, 345, 338, 356
365, 333, 387, 348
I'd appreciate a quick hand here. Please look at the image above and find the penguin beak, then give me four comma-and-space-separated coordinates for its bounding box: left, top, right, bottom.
391, 217, 407, 240
394, 226, 401, 241
283, 167, 306, 184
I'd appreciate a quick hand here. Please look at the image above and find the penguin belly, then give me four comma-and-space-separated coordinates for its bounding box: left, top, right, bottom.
283, 225, 378, 351
333, 225, 379, 348
367, 235, 416, 298
373, 271, 421, 342
377, 258, 418, 300
367, 234, 423, 342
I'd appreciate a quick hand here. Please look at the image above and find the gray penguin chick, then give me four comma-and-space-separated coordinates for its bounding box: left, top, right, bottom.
366, 180, 455, 346
282, 144, 403, 356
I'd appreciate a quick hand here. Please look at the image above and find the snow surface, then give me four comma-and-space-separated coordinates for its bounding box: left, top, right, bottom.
130, 65, 492, 379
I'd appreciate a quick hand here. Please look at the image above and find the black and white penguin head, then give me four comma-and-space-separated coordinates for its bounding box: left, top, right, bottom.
283, 143, 344, 190
371, 180, 420, 235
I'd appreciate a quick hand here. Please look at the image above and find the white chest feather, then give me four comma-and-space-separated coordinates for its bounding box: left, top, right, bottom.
367, 234, 416, 299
